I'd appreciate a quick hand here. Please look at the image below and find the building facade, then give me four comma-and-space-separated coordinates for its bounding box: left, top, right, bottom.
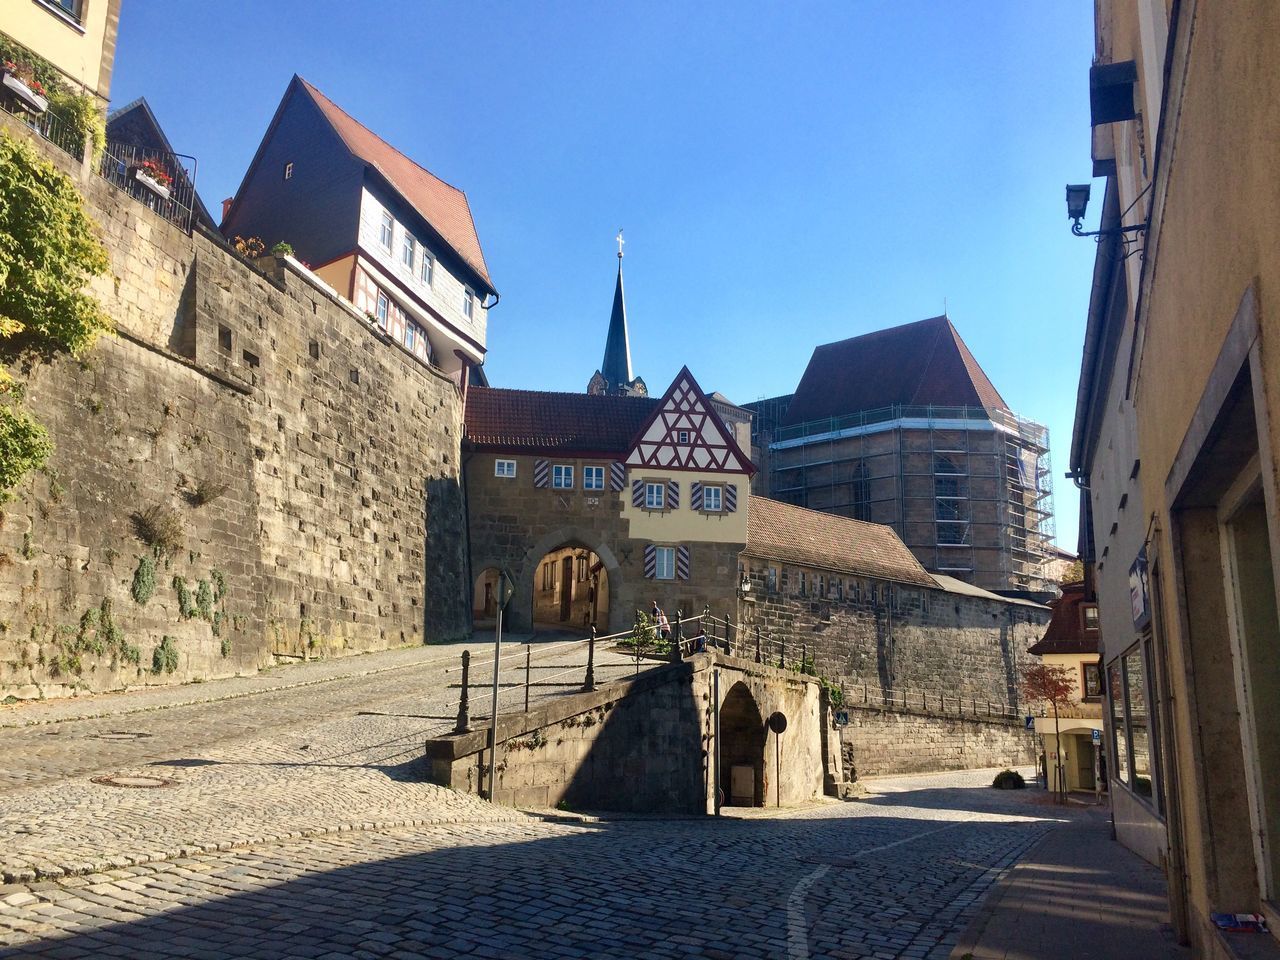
1072, 1, 1280, 953
221, 76, 496, 384
746, 316, 1056, 593
0, 0, 121, 104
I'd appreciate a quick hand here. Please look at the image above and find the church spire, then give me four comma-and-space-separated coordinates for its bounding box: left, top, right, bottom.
588, 231, 647, 397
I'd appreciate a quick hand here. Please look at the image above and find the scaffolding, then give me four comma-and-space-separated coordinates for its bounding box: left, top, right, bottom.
763, 404, 1056, 591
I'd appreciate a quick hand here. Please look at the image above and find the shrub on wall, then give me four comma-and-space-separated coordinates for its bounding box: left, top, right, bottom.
0, 132, 111, 500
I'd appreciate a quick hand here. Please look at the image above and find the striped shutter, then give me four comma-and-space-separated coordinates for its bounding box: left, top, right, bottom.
644, 544, 656, 578
632, 479, 645, 508
610, 462, 626, 492
724, 483, 738, 512
690, 481, 703, 511
667, 480, 680, 510
677, 545, 690, 581
534, 459, 549, 488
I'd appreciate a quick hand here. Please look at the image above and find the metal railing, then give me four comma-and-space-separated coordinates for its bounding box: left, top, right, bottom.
98, 141, 199, 234
0, 95, 86, 159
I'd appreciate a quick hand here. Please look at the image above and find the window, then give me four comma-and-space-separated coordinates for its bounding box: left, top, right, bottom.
767, 568, 778, 592
379, 211, 394, 250
420, 251, 434, 286
798, 570, 808, 596
645, 482, 665, 510
1108, 660, 1130, 784
463, 288, 475, 320
1123, 649, 1153, 799
402, 233, 416, 269
1082, 662, 1102, 701
375, 291, 389, 327
936, 498, 964, 521
552, 464, 574, 489
583, 466, 605, 490
678, 430, 690, 444
836, 578, 844, 601
542, 563, 553, 592
405, 320, 424, 353
1082, 604, 1100, 633
283, 162, 294, 180
39, 0, 82, 23
818, 574, 827, 597
655, 546, 675, 581
577, 556, 587, 582
494, 459, 516, 478
937, 522, 969, 545
702, 485, 722, 512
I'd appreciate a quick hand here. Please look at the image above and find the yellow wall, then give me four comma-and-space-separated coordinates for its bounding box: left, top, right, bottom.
621, 471, 750, 544
1038, 652, 1103, 708
1, 0, 119, 100
312, 255, 357, 302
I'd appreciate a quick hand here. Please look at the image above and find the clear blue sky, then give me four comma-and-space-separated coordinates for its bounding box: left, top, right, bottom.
112, 2, 1097, 550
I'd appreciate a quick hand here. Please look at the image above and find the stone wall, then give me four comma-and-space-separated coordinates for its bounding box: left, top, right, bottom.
739, 567, 1049, 707
0, 120, 469, 699
840, 706, 1037, 778
425, 652, 832, 813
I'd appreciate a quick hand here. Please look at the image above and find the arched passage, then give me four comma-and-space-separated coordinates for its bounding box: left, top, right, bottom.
511, 528, 624, 634
472, 566, 502, 624
720, 681, 766, 807
531, 545, 610, 630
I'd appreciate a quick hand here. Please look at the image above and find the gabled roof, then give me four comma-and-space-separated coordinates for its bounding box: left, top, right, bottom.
464, 387, 658, 457
782, 315, 1008, 426
1028, 581, 1099, 655
295, 78, 492, 292
624, 366, 755, 474
105, 97, 217, 231
744, 496, 937, 588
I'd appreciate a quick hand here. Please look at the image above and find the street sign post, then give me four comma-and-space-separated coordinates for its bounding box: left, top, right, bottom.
487, 571, 514, 803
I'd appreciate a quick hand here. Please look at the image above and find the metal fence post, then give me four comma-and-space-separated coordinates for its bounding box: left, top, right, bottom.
779, 634, 786, 669
755, 626, 762, 664
726, 613, 734, 656
524, 644, 532, 713
455, 649, 471, 733
801, 641, 808, 674
671, 611, 683, 664
585, 625, 597, 692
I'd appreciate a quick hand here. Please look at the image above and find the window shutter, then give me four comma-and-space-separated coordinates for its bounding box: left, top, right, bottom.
677, 545, 690, 581
610, 462, 626, 492
724, 483, 738, 512
644, 544, 656, 579
690, 481, 703, 511
667, 480, 680, 510
534, 459, 549, 488
632, 479, 645, 508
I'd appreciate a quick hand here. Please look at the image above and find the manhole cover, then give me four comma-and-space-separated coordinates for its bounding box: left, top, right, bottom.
89, 731, 154, 741
91, 774, 176, 789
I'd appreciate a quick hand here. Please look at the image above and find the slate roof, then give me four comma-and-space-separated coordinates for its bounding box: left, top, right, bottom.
744, 496, 937, 588
105, 98, 217, 231
297, 78, 493, 292
464, 387, 659, 456
782, 315, 1008, 426
1028, 582, 1099, 655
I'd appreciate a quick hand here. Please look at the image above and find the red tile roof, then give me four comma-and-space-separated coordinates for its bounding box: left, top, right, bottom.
1028, 582, 1100, 655
298, 78, 493, 292
782, 316, 1008, 426
744, 496, 937, 587
464, 387, 659, 456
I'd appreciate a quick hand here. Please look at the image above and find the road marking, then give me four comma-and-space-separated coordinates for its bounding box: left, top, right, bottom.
786, 815, 981, 959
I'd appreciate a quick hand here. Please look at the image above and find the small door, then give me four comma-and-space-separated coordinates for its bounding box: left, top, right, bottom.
1077, 737, 1096, 790
559, 557, 573, 621
730, 764, 755, 806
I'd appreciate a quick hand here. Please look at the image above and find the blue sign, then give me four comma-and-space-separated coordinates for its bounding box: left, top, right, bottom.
1024, 715, 1035, 730
835, 710, 849, 727
1092, 728, 1102, 744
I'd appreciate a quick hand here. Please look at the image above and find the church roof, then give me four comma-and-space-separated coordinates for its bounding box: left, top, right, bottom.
744, 496, 937, 588
600, 261, 633, 390
296, 77, 493, 293
782, 315, 1008, 426
464, 386, 658, 457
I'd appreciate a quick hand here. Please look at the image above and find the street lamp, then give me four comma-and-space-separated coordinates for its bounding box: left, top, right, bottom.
1065, 182, 1147, 239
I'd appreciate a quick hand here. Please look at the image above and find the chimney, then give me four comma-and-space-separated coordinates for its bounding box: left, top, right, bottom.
221, 197, 234, 223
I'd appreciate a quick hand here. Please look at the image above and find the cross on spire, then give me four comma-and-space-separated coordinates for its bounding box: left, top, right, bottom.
616, 229, 625, 260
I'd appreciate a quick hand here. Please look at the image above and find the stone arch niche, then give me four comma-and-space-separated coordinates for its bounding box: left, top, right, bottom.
472, 566, 502, 624
510, 528, 623, 634
720, 681, 767, 806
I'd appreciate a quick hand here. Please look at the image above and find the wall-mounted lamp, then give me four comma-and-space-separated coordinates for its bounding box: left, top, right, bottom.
1065, 183, 1148, 239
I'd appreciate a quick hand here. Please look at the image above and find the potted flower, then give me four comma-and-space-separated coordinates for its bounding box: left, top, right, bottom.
132, 157, 173, 199
2, 60, 48, 115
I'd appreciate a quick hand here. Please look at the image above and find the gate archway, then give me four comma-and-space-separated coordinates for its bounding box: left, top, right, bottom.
720, 681, 766, 806
531, 544, 610, 631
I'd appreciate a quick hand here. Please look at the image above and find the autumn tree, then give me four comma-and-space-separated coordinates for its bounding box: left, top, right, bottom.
1021, 663, 1077, 802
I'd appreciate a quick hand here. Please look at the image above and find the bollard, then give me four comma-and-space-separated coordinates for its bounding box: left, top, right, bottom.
755, 626, 762, 664
455, 649, 471, 733
525, 644, 532, 713
584, 625, 597, 692
779, 634, 786, 670
670, 611, 683, 664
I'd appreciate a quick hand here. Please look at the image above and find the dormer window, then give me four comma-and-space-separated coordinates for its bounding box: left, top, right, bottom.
402, 233, 416, 269
379, 211, 393, 251
463, 287, 475, 320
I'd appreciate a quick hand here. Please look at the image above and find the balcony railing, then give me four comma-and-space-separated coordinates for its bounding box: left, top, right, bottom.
98, 141, 199, 234
0, 94, 85, 159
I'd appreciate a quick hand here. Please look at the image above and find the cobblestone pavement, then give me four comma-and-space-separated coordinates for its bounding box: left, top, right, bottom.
0, 770, 1067, 960
0, 636, 654, 882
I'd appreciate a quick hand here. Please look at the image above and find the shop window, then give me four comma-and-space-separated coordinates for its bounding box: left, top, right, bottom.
1123, 649, 1152, 800
1108, 660, 1130, 785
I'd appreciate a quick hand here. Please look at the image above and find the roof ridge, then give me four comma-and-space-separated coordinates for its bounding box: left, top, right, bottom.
747, 494, 900, 535
472, 386, 657, 401
297, 76, 467, 199
810, 315, 950, 354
